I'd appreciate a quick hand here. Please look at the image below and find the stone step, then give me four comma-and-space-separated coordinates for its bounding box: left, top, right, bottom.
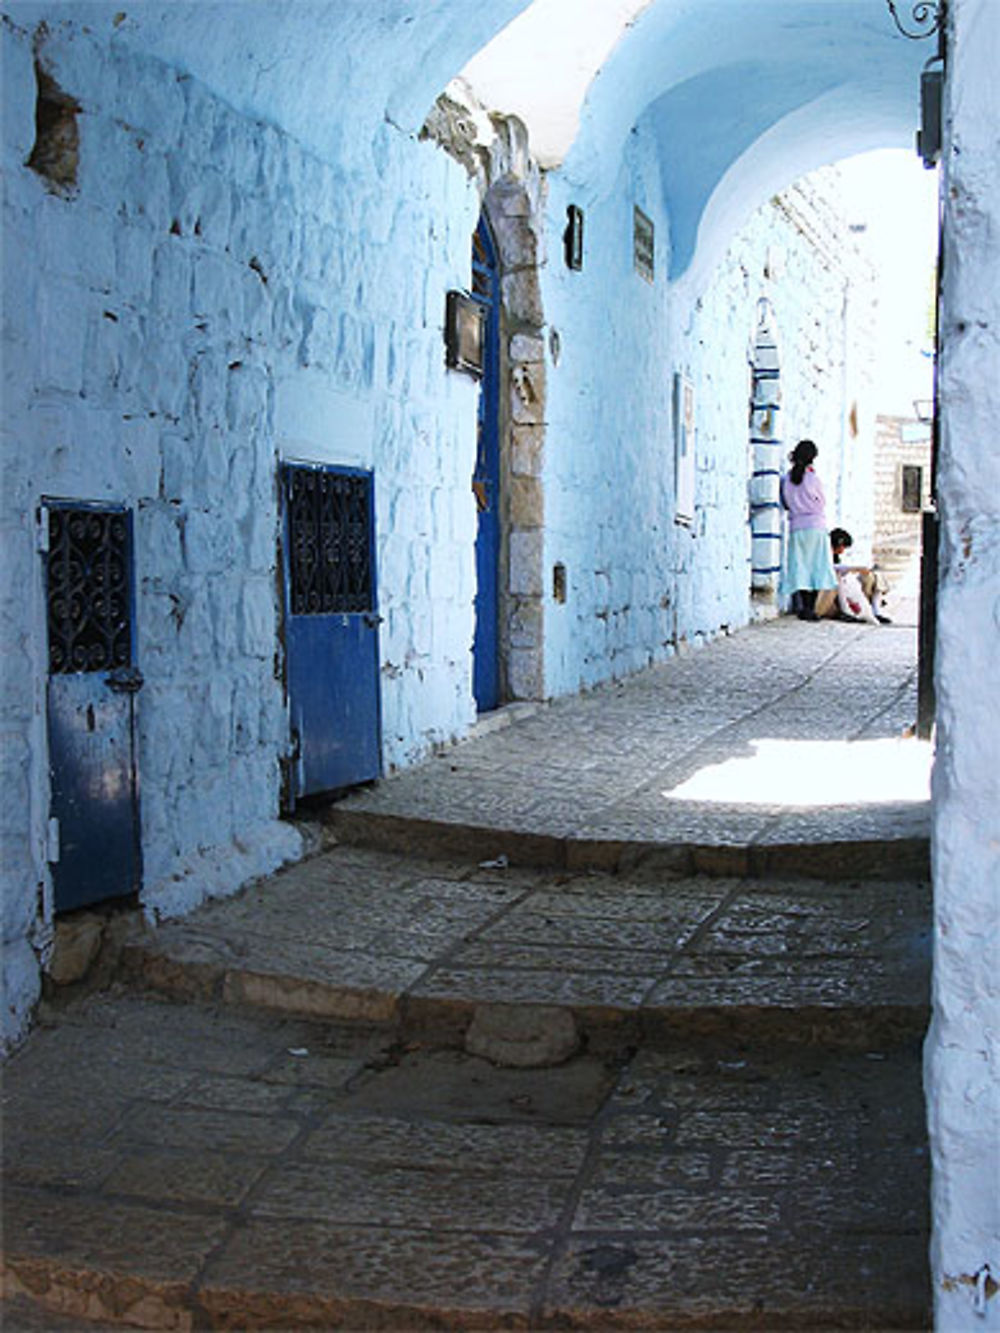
1, 994, 931, 1332
325, 806, 931, 881
116, 845, 931, 1058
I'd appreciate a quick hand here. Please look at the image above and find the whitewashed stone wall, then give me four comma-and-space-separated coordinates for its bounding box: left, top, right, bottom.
542, 123, 676, 694
928, 0, 1000, 1325
541, 153, 877, 698
0, 13, 482, 1048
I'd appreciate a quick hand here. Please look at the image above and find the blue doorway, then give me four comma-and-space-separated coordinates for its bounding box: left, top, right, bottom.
472, 215, 502, 712
44, 500, 143, 913
281, 463, 381, 803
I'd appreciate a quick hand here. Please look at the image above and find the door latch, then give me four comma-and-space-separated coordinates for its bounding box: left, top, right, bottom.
363, 612, 384, 629
105, 666, 145, 693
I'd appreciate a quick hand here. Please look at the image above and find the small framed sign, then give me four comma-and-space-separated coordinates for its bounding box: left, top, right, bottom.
674, 372, 695, 525
445, 290, 485, 377
634, 206, 654, 283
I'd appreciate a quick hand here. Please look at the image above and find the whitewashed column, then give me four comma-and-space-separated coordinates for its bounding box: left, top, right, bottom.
927, 0, 1000, 1326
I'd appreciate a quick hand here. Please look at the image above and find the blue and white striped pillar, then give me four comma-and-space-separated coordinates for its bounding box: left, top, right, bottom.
748, 314, 783, 593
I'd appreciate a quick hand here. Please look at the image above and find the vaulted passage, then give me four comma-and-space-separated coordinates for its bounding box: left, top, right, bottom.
2, 3, 997, 1328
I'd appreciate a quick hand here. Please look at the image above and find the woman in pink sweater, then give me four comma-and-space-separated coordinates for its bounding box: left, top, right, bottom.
779, 440, 837, 620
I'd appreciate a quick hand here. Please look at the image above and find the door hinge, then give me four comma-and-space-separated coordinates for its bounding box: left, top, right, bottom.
46, 816, 60, 863
36, 507, 50, 553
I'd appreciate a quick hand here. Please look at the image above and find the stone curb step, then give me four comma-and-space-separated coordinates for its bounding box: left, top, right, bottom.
325, 808, 931, 882
2, 1251, 930, 1331
118, 939, 930, 1059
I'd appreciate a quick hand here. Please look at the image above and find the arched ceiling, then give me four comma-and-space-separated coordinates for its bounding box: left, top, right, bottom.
460, 0, 931, 280
13, 0, 930, 282
10, 0, 532, 157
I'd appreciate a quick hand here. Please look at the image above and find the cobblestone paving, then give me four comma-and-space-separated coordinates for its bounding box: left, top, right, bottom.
2, 597, 933, 1328
2, 995, 929, 1330
118, 847, 930, 1048
330, 609, 930, 872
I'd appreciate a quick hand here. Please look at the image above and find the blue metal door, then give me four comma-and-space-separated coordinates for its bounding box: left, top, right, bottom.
44, 501, 142, 913
282, 463, 381, 802
472, 215, 502, 712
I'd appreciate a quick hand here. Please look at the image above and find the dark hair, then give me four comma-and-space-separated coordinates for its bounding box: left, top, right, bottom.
789, 439, 818, 485
830, 527, 853, 552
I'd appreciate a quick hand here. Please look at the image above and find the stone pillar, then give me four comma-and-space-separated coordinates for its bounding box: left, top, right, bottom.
487, 177, 547, 702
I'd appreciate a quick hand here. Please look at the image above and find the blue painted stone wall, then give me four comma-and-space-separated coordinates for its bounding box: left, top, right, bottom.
541, 146, 876, 699
0, 13, 482, 1043
0, 8, 877, 1048
542, 123, 677, 693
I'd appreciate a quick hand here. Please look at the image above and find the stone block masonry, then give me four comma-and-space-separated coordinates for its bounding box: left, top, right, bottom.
0, 12, 484, 1047
541, 149, 877, 699
873, 413, 931, 547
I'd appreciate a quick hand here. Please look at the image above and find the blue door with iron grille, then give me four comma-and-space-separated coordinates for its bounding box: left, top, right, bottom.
44, 500, 142, 913
472, 215, 502, 712
282, 463, 381, 802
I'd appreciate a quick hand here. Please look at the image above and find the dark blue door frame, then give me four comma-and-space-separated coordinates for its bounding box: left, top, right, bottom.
44, 499, 142, 913
472, 214, 502, 713
281, 462, 382, 803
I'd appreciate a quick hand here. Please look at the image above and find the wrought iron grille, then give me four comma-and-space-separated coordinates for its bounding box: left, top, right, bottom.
46, 506, 132, 674
286, 467, 373, 615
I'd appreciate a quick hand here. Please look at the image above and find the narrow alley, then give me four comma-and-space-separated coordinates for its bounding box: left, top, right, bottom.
2, 586, 932, 1329
3, 1, 997, 1327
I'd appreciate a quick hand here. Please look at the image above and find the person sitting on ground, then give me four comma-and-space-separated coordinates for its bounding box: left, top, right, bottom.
815, 528, 892, 624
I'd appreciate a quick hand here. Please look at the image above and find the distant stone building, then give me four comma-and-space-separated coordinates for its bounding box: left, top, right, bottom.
873, 413, 933, 549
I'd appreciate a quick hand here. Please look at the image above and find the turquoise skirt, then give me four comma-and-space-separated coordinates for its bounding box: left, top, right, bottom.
781, 528, 836, 595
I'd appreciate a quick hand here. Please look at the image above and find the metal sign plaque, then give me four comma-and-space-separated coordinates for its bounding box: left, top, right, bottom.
634, 206, 655, 283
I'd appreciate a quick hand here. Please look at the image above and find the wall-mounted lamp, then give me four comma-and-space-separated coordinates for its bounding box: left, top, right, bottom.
885, 1, 945, 168
885, 0, 944, 42
917, 65, 943, 167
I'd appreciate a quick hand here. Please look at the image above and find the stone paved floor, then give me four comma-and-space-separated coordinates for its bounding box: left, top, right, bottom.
331, 585, 931, 868
2, 995, 929, 1330
2, 586, 934, 1329
117, 846, 931, 1050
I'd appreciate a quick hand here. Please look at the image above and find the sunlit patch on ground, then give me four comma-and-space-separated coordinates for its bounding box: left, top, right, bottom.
663, 737, 932, 807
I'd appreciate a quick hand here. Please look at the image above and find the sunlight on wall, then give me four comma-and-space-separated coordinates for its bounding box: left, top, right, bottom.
458, 0, 652, 166
664, 737, 932, 807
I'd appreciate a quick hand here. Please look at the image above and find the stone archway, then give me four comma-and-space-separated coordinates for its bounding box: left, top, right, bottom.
483, 175, 546, 701
423, 95, 549, 702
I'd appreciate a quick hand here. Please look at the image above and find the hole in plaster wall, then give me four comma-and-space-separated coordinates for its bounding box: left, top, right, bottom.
549, 328, 562, 366
27, 61, 81, 193
553, 563, 567, 604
